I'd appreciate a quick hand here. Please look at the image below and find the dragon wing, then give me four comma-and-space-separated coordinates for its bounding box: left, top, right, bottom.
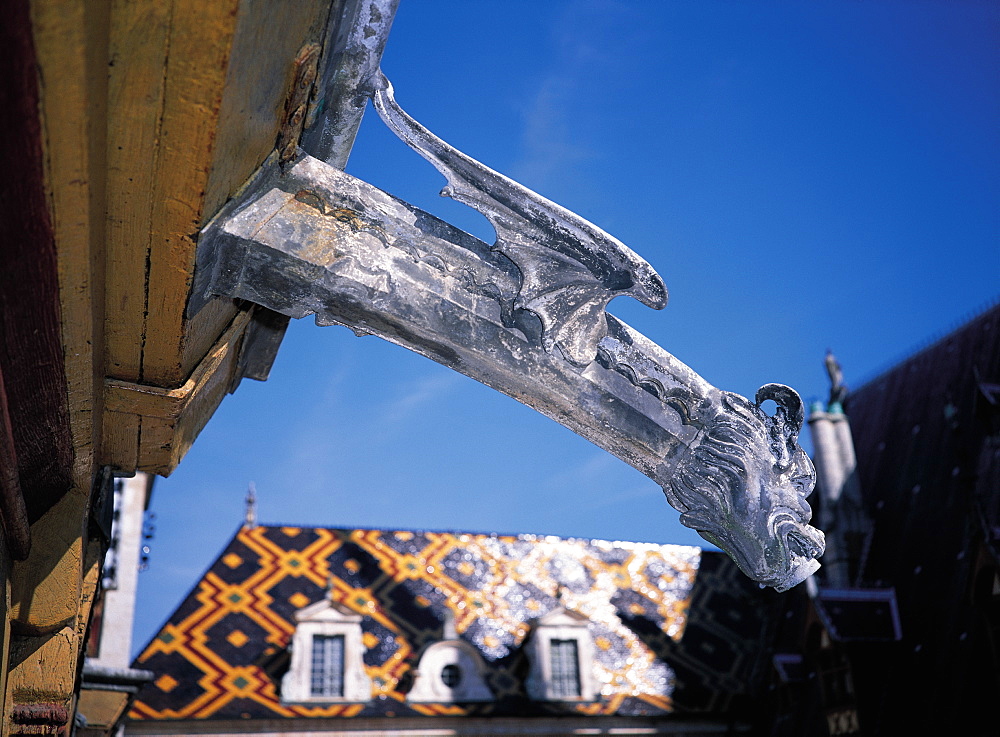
371, 72, 667, 367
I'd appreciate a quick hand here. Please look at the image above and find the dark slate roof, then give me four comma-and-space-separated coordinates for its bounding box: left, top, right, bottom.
129, 525, 769, 722
843, 302, 1000, 732
847, 302, 1000, 599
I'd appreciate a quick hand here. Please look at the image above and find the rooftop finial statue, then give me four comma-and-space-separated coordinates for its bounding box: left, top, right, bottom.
825, 349, 848, 406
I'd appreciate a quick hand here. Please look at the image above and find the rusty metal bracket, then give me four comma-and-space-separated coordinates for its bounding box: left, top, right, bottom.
277, 44, 321, 167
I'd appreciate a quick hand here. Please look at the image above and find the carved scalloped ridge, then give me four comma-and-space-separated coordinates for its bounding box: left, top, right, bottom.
595, 345, 704, 427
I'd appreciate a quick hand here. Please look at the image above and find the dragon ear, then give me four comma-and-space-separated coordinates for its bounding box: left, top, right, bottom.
755, 383, 805, 435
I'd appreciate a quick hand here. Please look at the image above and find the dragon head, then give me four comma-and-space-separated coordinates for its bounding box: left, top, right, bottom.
664, 384, 825, 592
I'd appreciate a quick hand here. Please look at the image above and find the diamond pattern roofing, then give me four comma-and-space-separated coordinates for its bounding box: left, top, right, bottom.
130, 525, 763, 721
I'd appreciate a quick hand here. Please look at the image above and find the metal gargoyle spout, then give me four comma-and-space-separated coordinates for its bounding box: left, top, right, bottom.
194, 73, 824, 592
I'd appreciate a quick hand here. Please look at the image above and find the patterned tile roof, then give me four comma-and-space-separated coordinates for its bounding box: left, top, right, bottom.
130, 525, 721, 721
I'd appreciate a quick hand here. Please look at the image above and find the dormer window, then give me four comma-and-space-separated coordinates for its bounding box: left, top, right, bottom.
281, 598, 371, 703
407, 640, 494, 702
310, 634, 345, 698
525, 605, 598, 701
549, 638, 581, 698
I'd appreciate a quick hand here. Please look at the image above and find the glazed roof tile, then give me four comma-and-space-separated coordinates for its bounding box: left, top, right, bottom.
131, 525, 761, 721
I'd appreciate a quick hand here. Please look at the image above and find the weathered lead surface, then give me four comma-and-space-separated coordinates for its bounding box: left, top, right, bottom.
197, 115, 824, 590
299, 0, 400, 169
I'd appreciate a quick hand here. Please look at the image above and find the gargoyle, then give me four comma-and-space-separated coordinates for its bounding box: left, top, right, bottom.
193, 73, 824, 592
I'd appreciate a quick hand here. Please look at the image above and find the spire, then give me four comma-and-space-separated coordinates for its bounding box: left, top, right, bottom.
244, 482, 257, 529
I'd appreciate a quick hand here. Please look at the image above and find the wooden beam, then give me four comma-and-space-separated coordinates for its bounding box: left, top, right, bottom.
31, 0, 110, 489
139, 0, 242, 387
103, 0, 334, 474
103, 0, 333, 392
2, 0, 345, 732
0, 0, 76, 526
5, 0, 110, 732
0, 369, 31, 561
104, 0, 172, 381
103, 310, 253, 475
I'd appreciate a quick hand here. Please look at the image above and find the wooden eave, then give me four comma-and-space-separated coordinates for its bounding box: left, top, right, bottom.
99, 0, 351, 476
5, 0, 381, 479
0, 1, 388, 730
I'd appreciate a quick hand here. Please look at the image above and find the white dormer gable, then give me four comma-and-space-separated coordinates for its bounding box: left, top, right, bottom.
535, 606, 591, 628
408, 610, 494, 703
407, 639, 494, 703
295, 598, 361, 624
525, 603, 598, 701
280, 597, 371, 703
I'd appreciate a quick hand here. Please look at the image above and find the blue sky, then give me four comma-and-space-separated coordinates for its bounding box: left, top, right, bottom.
132, 0, 999, 655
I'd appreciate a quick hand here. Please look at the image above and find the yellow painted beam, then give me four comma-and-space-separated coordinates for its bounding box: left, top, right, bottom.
103, 0, 334, 472
104, 0, 172, 381
103, 310, 253, 476
7, 1, 339, 730
103, 0, 332, 390
7, 0, 108, 731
